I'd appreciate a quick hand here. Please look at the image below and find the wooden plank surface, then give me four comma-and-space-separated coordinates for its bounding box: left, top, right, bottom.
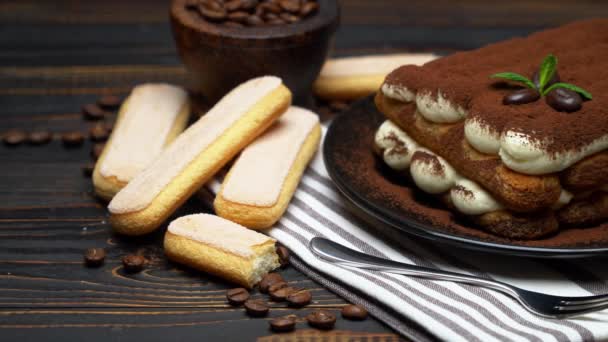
0, 1, 605, 341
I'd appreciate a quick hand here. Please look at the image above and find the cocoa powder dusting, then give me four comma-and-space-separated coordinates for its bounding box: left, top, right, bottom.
384, 19, 608, 154
453, 185, 474, 199
412, 151, 445, 177
328, 99, 608, 248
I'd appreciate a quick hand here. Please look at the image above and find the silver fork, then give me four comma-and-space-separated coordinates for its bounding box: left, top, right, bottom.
309, 237, 608, 318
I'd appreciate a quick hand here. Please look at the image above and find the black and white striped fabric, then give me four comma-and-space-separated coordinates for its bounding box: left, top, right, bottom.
208, 127, 608, 342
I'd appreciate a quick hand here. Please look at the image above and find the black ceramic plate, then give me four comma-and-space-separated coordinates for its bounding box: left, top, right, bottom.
323, 96, 608, 258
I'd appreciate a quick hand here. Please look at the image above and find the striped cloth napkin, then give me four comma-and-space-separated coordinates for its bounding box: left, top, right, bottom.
207, 126, 608, 342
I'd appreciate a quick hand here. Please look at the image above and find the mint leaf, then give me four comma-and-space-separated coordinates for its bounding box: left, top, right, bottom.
491, 72, 536, 90
538, 54, 558, 92
543, 82, 593, 99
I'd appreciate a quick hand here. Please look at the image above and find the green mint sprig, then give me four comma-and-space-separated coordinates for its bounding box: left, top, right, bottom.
490, 54, 592, 99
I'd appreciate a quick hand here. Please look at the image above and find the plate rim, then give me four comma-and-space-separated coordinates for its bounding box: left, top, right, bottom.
323, 97, 608, 259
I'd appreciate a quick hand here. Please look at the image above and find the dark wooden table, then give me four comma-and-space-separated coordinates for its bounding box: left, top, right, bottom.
1, 1, 606, 341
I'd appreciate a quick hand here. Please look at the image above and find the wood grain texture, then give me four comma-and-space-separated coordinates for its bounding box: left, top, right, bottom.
0, 0, 603, 340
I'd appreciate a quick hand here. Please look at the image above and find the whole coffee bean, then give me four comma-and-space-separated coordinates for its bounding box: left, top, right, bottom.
269, 315, 297, 332
341, 304, 368, 320
3, 129, 27, 146
502, 88, 540, 105
533, 70, 560, 90
260, 2, 282, 14
263, 12, 278, 20
197, 4, 227, 21
546, 87, 582, 112
306, 310, 336, 330
82, 163, 95, 177
267, 18, 286, 25
228, 11, 249, 22
259, 273, 285, 293
300, 1, 318, 16
27, 131, 52, 145
239, 0, 258, 10
97, 95, 122, 109
279, 0, 300, 13
226, 287, 250, 306
186, 0, 202, 8
269, 285, 296, 302
89, 123, 109, 142
84, 247, 106, 267
276, 245, 290, 267
279, 12, 300, 23
224, 0, 242, 11
82, 104, 105, 121
244, 299, 269, 317
245, 15, 264, 26
286, 289, 311, 307
122, 254, 146, 273
61, 131, 85, 147
203, 0, 223, 10
91, 142, 105, 160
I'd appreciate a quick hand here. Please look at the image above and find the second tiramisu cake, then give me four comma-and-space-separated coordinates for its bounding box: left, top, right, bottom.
374, 19, 608, 239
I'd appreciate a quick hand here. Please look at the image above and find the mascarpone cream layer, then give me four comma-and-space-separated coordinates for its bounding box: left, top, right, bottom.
375, 120, 505, 215
168, 214, 275, 257
382, 84, 608, 175
319, 53, 437, 78
99, 84, 188, 182
221, 106, 319, 206
108, 76, 282, 214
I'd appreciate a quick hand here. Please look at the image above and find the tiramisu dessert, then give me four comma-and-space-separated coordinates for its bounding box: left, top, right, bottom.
373, 19, 608, 239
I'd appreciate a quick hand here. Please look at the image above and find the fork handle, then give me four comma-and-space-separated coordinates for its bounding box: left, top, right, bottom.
309, 237, 517, 296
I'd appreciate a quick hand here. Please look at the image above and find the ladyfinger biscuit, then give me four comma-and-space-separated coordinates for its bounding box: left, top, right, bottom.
313, 53, 437, 101
214, 106, 321, 229
108, 76, 291, 236
164, 214, 280, 288
93, 84, 190, 201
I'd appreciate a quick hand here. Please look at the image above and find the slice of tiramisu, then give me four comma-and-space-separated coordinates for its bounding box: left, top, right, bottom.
374, 19, 608, 239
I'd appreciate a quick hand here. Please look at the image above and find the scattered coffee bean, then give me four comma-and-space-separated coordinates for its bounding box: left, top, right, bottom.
82, 163, 95, 177
259, 273, 285, 293
61, 131, 85, 147
341, 304, 368, 320
122, 254, 146, 273
300, 1, 319, 17
546, 87, 582, 113
89, 123, 109, 142
533, 70, 560, 90
91, 142, 105, 160
286, 289, 311, 307
502, 88, 540, 105
3, 129, 27, 146
84, 247, 106, 267
269, 315, 297, 332
228, 11, 249, 22
269, 284, 296, 302
240, 0, 259, 10
267, 18, 286, 25
226, 287, 250, 306
263, 12, 278, 20
204, 0, 224, 11
276, 245, 290, 267
224, 0, 242, 11
260, 2, 282, 14
82, 104, 106, 121
97, 95, 122, 109
224, 20, 245, 28
244, 299, 269, 317
306, 310, 336, 330
27, 130, 52, 145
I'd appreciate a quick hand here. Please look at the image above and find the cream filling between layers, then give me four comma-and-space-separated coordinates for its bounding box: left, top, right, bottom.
382, 83, 608, 175
108, 76, 282, 214
221, 106, 319, 206
167, 214, 275, 258
375, 120, 574, 215
99, 84, 188, 182
319, 53, 437, 78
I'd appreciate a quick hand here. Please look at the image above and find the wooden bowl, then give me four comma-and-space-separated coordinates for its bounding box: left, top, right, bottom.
170, 0, 340, 105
